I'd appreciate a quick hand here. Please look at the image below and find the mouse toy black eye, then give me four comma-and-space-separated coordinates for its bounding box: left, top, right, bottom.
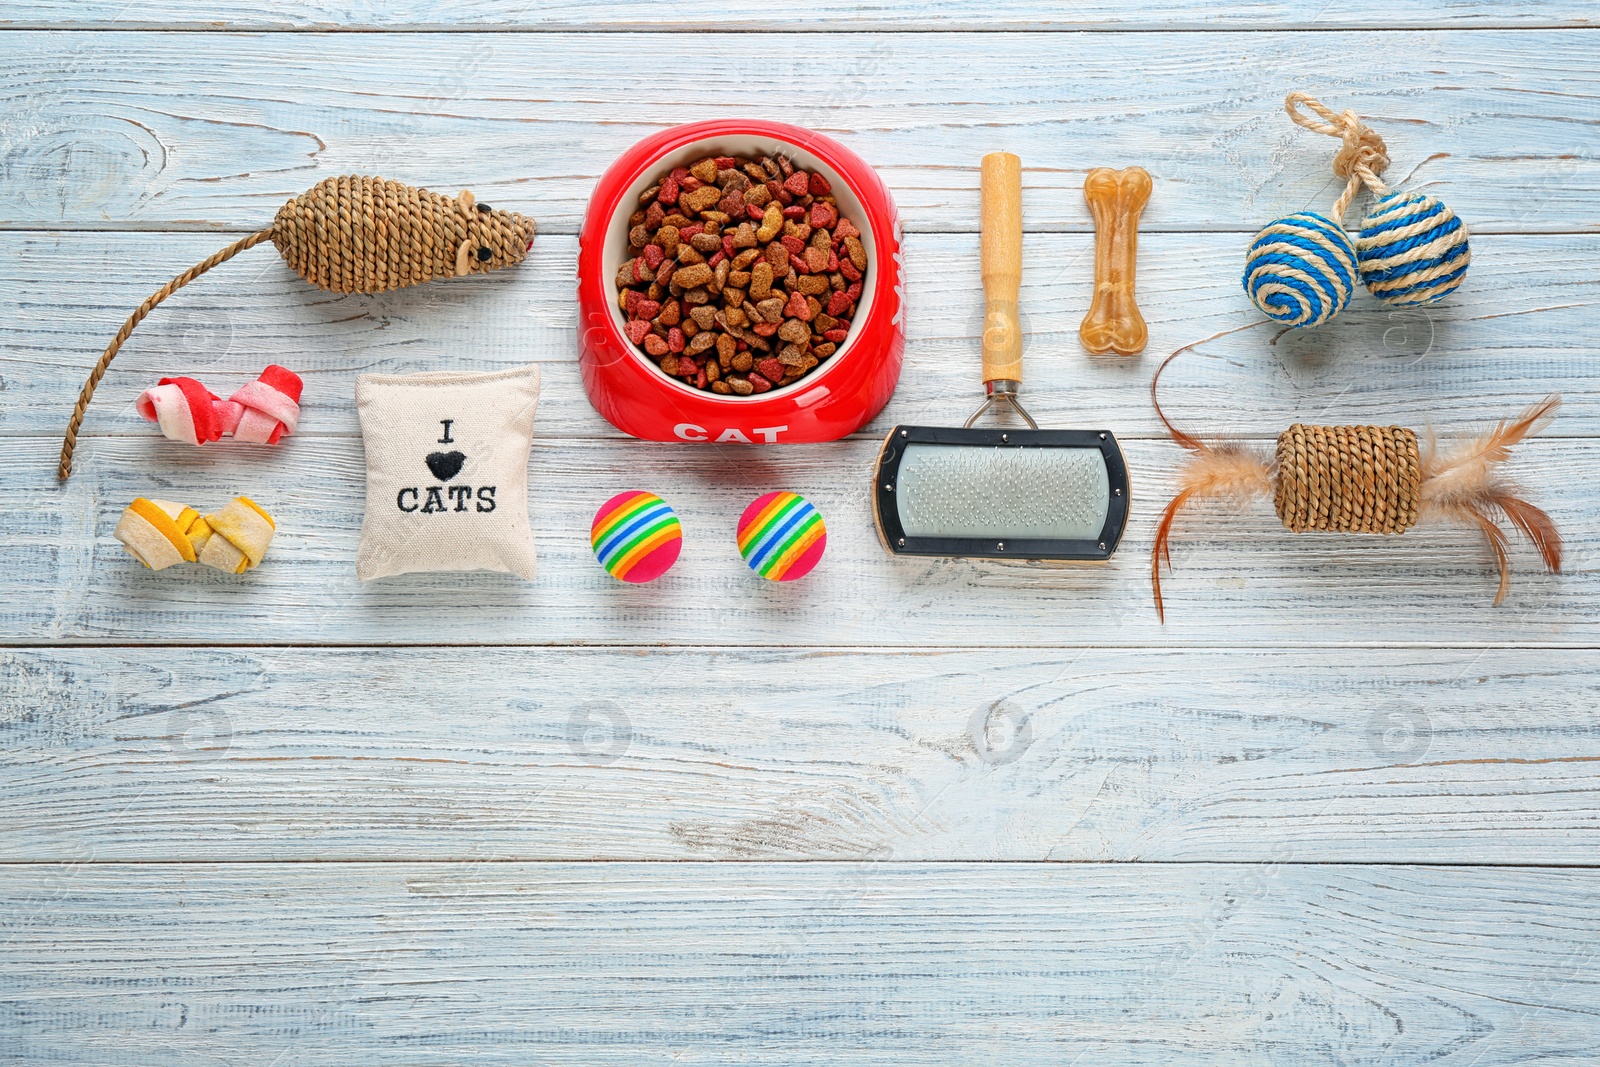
476, 247, 493, 262
477, 203, 492, 212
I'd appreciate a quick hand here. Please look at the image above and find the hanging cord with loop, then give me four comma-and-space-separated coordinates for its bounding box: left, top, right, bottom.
1284, 91, 1392, 225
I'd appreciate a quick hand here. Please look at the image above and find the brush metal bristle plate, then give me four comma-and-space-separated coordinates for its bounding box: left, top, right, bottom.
897, 444, 1109, 539
873, 425, 1129, 560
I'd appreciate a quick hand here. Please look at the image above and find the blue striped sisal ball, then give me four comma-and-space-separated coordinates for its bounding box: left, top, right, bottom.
1243, 212, 1357, 328
1354, 190, 1470, 307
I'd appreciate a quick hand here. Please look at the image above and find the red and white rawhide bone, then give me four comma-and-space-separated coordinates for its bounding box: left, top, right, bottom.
136, 365, 303, 446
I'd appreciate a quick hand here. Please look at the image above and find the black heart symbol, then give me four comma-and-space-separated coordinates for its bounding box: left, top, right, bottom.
426, 451, 466, 481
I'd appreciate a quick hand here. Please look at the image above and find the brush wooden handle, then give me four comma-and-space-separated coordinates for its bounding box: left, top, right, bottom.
980, 152, 1023, 386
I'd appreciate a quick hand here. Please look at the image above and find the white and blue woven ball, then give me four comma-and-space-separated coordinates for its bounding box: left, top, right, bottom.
1242, 211, 1357, 328
1353, 190, 1470, 308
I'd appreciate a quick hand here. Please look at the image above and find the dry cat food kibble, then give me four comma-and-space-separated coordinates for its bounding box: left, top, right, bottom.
616, 153, 869, 394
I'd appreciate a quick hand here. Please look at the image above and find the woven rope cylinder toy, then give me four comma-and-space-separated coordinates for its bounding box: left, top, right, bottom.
1273, 423, 1420, 535
58, 175, 537, 480
1243, 93, 1470, 327
1150, 333, 1560, 620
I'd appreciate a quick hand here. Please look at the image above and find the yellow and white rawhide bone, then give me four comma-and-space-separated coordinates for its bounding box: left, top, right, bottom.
199, 497, 275, 573
114, 496, 275, 573
113, 498, 207, 570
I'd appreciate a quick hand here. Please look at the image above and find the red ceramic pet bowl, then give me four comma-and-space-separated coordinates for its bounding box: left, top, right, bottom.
578, 120, 904, 444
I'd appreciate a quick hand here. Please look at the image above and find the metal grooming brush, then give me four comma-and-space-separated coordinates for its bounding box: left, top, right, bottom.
873, 152, 1130, 561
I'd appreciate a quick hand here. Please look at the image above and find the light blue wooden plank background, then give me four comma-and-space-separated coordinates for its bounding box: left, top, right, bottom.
1, 4, 1597, 1064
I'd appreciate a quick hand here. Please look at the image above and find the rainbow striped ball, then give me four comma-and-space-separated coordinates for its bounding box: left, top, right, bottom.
1242, 211, 1357, 328
590, 491, 682, 583
736, 492, 826, 582
1355, 190, 1470, 308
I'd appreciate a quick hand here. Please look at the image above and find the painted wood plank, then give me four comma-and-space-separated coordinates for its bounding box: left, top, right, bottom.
3, 31, 1597, 233
2, 862, 1597, 1065
5, 0, 1595, 31
3, 646, 1596, 863
0, 434, 1586, 645
4, 230, 1594, 441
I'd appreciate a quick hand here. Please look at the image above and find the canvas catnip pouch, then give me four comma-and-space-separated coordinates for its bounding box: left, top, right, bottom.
355, 366, 540, 580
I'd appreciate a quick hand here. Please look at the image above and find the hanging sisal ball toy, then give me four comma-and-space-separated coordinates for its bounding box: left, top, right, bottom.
1149, 328, 1559, 621
58, 174, 537, 481
1243, 210, 1357, 329
1243, 92, 1470, 328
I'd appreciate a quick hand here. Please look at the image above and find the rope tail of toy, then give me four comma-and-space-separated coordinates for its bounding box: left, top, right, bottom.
58, 229, 274, 481
1149, 326, 1561, 621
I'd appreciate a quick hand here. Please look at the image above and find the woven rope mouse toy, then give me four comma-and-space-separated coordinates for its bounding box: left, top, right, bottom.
58, 174, 536, 480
